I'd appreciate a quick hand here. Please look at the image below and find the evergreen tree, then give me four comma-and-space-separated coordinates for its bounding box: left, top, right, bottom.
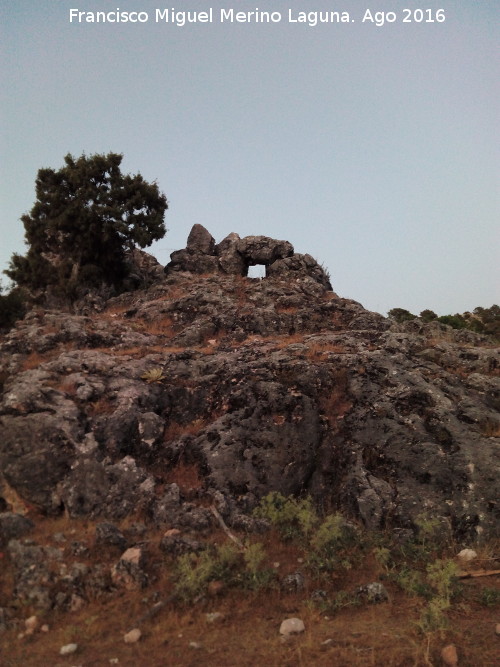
5, 153, 168, 293
387, 308, 417, 323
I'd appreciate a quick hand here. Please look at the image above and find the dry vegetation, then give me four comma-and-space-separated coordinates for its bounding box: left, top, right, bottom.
1, 507, 499, 667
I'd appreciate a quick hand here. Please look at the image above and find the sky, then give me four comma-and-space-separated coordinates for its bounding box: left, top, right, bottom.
1, 0, 498, 316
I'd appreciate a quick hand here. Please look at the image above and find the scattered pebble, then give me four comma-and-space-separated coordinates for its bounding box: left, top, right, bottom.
189, 641, 203, 649
441, 644, 458, 666
356, 582, 389, 603
457, 548, 477, 562
205, 612, 224, 624
495, 623, 500, 636
279, 618, 305, 636
24, 615, 38, 634
207, 580, 224, 596
59, 643, 78, 656
41, 624, 49, 633
123, 628, 141, 644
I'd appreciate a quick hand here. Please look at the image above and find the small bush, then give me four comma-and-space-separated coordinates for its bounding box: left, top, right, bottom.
478, 587, 500, 607
141, 367, 166, 384
426, 559, 460, 605
253, 492, 319, 542
173, 543, 239, 601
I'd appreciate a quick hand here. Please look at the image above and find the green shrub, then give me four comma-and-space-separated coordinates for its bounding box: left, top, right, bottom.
426, 559, 460, 605
173, 543, 239, 601
478, 587, 500, 607
253, 492, 319, 541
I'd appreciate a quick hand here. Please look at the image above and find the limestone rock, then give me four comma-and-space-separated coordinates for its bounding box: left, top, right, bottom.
356, 582, 389, 603
441, 644, 458, 666
279, 618, 305, 635
124, 628, 141, 644
187, 224, 216, 255
0, 512, 34, 546
236, 235, 294, 266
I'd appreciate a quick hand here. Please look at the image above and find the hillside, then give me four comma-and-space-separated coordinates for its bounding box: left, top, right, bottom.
0, 225, 499, 665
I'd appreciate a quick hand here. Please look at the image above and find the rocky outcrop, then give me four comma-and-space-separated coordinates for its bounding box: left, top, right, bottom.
165, 224, 332, 289
0, 259, 498, 541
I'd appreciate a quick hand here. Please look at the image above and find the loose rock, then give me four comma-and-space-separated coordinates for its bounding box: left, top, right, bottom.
124, 628, 141, 644
441, 643, 458, 666
279, 618, 305, 636
59, 643, 78, 655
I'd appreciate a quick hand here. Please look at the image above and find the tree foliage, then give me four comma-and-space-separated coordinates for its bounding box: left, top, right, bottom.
5, 153, 168, 294
389, 304, 500, 340
0, 282, 26, 329
387, 308, 417, 323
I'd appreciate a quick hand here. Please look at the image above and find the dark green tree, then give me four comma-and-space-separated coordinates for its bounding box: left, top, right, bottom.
419, 309, 438, 322
387, 308, 417, 323
5, 153, 168, 293
0, 282, 26, 329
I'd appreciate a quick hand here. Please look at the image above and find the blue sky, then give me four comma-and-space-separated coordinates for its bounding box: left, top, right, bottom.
1, 0, 498, 315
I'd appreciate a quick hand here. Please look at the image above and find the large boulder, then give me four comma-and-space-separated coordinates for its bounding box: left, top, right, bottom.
267, 253, 332, 290
236, 235, 294, 266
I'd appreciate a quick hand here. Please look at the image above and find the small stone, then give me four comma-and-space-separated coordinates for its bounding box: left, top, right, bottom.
163, 528, 181, 537
356, 582, 389, 603
205, 612, 224, 624
120, 547, 143, 566
41, 624, 49, 632
69, 594, 85, 612
279, 618, 305, 636
189, 641, 203, 649
441, 644, 458, 666
457, 548, 477, 562
109, 660, 119, 665
59, 643, 78, 655
124, 628, 141, 644
207, 580, 224, 596
282, 572, 305, 593
495, 623, 500, 636
24, 615, 38, 634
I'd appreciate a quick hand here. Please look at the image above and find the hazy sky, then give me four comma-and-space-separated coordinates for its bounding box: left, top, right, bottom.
1, 0, 498, 315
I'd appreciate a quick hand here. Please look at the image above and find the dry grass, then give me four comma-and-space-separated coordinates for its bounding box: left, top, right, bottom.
305, 341, 346, 361
2, 519, 499, 667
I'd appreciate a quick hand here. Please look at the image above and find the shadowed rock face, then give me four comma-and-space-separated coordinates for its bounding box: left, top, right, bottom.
0, 237, 499, 541
165, 224, 332, 290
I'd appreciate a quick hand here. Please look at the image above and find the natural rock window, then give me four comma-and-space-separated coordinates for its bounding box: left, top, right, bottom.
164, 224, 333, 290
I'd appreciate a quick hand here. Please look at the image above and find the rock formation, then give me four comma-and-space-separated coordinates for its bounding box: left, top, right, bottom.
0, 225, 499, 546
165, 224, 333, 290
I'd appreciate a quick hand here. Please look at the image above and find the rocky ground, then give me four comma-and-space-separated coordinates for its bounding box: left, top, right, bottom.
0, 226, 498, 663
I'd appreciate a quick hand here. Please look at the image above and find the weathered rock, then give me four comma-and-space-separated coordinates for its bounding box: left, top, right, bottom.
159, 533, 204, 556
124, 628, 141, 644
0, 512, 34, 546
59, 643, 78, 655
356, 582, 389, 603
215, 233, 246, 275
279, 617, 305, 635
111, 546, 148, 590
441, 644, 458, 666
0, 232, 499, 542
281, 572, 305, 593
187, 224, 216, 255
95, 522, 128, 551
457, 548, 477, 562
236, 235, 294, 266
266, 253, 332, 290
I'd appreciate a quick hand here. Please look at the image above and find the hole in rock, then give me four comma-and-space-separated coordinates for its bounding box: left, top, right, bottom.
247, 265, 266, 279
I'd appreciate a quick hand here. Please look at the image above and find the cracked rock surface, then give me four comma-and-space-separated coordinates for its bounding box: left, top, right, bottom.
0, 244, 499, 542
